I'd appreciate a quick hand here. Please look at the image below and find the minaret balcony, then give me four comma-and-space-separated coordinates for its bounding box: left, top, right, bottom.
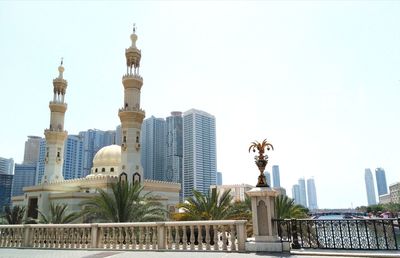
49, 102, 67, 112
122, 73, 143, 81
118, 106, 145, 113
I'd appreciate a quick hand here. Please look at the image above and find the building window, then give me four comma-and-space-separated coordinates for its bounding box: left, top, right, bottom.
120, 172, 127, 183
111, 167, 114, 172
102, 168, 105, 172
95, 168, 98, 173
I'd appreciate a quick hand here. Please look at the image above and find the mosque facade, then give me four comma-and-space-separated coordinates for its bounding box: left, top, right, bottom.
12, 28, 180, 219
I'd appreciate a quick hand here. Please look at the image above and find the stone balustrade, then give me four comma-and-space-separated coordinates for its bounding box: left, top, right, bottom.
0, 220, 247, 252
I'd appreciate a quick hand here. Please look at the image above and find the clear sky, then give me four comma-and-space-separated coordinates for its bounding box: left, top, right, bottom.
1, 1, 399, 209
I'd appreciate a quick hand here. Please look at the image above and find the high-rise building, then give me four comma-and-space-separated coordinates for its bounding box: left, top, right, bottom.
79, 129, 116, 177
375, 167, 388, 196
364, 168, 377, 205
216, 172, 223, 185
0, 157, 14, 175
272, 165, 280, 187
307, 178, 318, 210
292, 184, 301, 205
165, 112, 183, 183
183, 109, 217, 199
12, 164, 37, 196
264, 171, 271, 187
23, 136, 42, 164
298, 178, 307, 207
36, 138, 46, 184
115, 125, 122, 146
0, 173, 13, 212
141, 116, 166, 181
62, 135, 84, 180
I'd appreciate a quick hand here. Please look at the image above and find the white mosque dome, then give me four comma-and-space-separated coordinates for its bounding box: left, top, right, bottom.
88, 145, 121, 177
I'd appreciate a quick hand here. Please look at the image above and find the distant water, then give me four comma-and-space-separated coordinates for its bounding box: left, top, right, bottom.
316, 214, 347, 220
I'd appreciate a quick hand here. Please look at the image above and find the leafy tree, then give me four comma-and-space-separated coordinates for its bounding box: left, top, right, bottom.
81, 181, 165, 222
38, 203, 81, 224
175, 188, 234, 221
275, 195, 308, 219
2, 206, 26, 224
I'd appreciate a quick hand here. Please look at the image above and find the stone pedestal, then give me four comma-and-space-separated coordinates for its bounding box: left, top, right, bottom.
245, 187, 285, 252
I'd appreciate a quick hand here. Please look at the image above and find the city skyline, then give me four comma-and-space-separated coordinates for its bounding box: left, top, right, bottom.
1, 2, 400, 208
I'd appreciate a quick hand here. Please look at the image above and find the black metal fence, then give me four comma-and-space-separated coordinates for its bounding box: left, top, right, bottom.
275, 218, 400, 250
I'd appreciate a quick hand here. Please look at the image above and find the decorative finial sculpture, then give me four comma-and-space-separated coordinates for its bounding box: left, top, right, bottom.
248, 139, 274, 187
60, 57, 64, 66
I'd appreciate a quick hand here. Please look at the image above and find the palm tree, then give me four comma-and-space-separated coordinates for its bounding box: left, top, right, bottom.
275, 195, 308, 219
81, 181, 165, 222
2, 206, 26, 224
175, 188, 233, 221
38, 203, 81, 224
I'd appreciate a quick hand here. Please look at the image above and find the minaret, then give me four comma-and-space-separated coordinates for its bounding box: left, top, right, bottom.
42, 60, 68, 183
118, 25, 145, 183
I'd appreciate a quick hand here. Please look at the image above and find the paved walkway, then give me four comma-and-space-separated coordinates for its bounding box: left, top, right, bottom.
0, 249, 399, 258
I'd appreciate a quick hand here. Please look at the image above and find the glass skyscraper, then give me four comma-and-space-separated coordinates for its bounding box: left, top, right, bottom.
298, 178, 307, 207
0, 174, 13, 212
166, 112, 183, 183
183, 109, 217, 199
12, 164, 37, 196
141, 116, 166, 181
292, 184, 301, 205
364, 168, 377, 205
307, 178, 318, 210
375, 167, 388, 196
272, 165, 280, 187
0, 157, 14, 175
23, 136, 42, 165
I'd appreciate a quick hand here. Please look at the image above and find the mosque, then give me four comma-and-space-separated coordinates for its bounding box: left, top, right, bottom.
12, 27, 181, 219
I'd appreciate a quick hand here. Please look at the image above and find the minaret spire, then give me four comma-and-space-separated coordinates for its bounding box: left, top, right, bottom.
118, 27, 145, 184
42, 61, 68, 183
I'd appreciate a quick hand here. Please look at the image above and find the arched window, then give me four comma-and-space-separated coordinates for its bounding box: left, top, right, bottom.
123, 136, 127, 143
95, 168, 98, 173
120, 172, 127, 183
133, 173, 141, 183
101, 168, 105, 172
110, 167, 114, 172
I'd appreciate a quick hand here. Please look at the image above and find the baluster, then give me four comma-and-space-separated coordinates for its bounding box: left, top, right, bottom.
131, 227, 136, 249
222, 226, 227, 251
175, 226, 180, 250
38, 228, 43, 248
182, 226, 187, 250
139, 227, 144, 249
0, 229, 4, 247
18, 228, 23, 247
144, 226, 149, 249
78, 228, 83, 248
81, 228, 87, 248
189, 225, 195, 250
167, 226, 173, 249
213, 225, 219, 251
99, 227, 104, 248
230, 224, 236, 251
62, 228, 67, 248
152, 226, 157, 250
5, 228, 11, 247
198, 225, 203, 250
205, 224, 210, 250
118, 227, 124, 249
105, 227, 110, 249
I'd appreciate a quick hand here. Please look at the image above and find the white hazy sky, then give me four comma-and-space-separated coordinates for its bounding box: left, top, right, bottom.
1, 1, 399, 209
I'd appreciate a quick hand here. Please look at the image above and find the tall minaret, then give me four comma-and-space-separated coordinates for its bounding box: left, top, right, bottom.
118, 25, 145, 183
42, 60, 68, 183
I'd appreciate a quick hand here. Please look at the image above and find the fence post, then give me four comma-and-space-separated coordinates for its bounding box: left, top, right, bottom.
22, 224, 33, 247
157, 222, 166, 250
91, 224, 99, 248
235, 220, 246, 252
291, 219, 300, 249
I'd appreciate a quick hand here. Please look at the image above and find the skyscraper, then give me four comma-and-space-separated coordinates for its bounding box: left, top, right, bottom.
307, 178, 318, 210
166, 112, 183, 183
183, 109, 217, 199
264, 171, 271, 187
141, 116, 166, 181
272, 165, 280, 187
0, 173, 13, 212
23, 136, 42, 164
364, 168, 377, 205
216, 172, 223, 185
79, 129, 116, 177
292, 184, 301, 205
12, 164, 37, 196
0, 157, 14, 175
298, 178, 307, 207
375, 167, 388, 196
62, 135, 84, 180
